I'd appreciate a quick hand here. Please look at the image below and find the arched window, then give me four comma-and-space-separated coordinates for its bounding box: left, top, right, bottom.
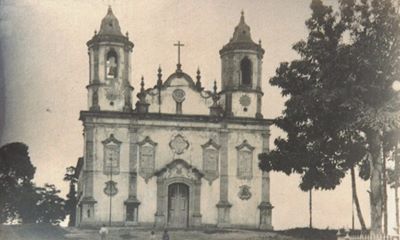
106, 50, 118, 79
240, 57, 252, 87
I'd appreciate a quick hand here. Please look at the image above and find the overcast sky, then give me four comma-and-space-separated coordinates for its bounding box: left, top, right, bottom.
0, 0, 396, 231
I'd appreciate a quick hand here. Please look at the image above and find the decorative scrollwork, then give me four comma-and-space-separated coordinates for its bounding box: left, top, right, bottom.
104, 180, 118, 196
172, 89, 186, 103
169, 134, 189, 155
238, 185, 252, 200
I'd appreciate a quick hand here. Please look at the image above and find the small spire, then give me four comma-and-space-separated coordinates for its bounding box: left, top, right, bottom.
126, 31, 129, 38
94, 30, 97, 35
140, 76, 145, 92
157, 65, 163, 87
240, 10, 245, 23
196, 67, 202, 90
213, 80, 217, 94
259, 39, 262, 46
108, 5, 113, 14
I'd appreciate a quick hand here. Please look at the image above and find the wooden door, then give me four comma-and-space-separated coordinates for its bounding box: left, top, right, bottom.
168, 183, 189, 227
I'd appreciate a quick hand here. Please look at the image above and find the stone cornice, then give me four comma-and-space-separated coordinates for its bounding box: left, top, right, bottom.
219, 42, 265, 58
87, 34, 134, 50
79, 110, 273, 126
219, 87, 263, 96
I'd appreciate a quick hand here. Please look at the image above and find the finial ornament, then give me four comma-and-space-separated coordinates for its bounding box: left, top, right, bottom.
140, 76, 145, 92
195, 67, 202, 90
157, 65, 163, 87
126, 31, 129, 38
259, 39, 262, 46
210, 79, 221, 117
94, 30, 97, 35
108, 5, 113, 14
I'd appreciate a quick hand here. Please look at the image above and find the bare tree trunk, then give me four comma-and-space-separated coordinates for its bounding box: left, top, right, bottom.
351, 166, 367, 231
383, 147, 388, 236
309, 189, 313, 229
395, 145, 400, 235
396, 186, 399, 235
367, 130, 383, 234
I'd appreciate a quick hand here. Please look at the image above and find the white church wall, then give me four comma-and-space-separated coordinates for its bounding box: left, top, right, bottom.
227, 131, 264, 226
137, 177, 157, 223
90, 124, 132, 223
92, 171, 130, 223
83, 115, 268, 227
231, 92, 258, 118
200, 178, 220, 225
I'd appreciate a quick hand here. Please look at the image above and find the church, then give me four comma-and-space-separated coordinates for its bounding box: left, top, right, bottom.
75, 7, 273, 229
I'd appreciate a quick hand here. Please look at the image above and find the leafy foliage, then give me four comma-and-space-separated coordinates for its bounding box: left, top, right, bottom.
63, 166, 78, 226
35, 184, 66, 224
258, 0, 400, 232
0, 143, 66, 224
0, 142, 35, 223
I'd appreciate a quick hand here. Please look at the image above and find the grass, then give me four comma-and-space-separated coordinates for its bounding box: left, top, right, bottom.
279, 227, 339, 240
0, 223, 72, 240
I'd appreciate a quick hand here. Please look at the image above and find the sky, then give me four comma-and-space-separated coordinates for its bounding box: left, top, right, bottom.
0, 0, 397, 231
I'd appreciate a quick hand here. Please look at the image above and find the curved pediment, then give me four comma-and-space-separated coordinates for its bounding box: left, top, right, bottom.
143, 75, 214, 115
154, 159, 204, 180
164, 71, 197, 89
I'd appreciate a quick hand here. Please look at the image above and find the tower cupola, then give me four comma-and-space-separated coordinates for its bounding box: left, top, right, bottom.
220, 11, 264, 56
98, 6, 123, 36
86, 7, 134, 112
219, 11, 265, 119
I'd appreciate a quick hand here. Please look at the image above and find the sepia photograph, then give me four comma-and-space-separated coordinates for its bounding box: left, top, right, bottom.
0, 0, 399, 239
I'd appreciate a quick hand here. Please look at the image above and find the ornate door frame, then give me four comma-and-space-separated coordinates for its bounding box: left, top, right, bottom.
154, 159, 203, 228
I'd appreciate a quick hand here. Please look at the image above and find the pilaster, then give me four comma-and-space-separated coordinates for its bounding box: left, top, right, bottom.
123, 46, 133, 112
259, 131, 273, 230
217, 128, 232, 227
155, 177, 166, 227
81, 125, 97, 224
90, 46, 100, 111
224, 93, 233, 117
192, 180, 202, 227
256, 94, 263, 119
124, 127, 140, 225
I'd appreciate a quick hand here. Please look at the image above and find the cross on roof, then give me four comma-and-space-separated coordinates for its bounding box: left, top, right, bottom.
174, 41, 184, 71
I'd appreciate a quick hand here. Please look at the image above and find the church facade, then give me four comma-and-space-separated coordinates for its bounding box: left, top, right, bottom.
75, 7, 273, 229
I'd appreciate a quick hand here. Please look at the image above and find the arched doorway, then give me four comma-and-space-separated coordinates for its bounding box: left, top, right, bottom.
168, 183, 189, 227
154, 159, 203, 227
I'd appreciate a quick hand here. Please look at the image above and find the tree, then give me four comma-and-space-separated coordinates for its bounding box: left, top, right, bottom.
35, 184, 66, 224
16, 183, 66, 224
64, 166, 78, 226
0, 142, 35, 223
0, 142, 66, 224
259, 0, 400, 234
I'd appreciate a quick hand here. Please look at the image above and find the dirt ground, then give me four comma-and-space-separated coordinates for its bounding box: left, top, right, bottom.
0, 225, 303, 240
65, 227, 300, 240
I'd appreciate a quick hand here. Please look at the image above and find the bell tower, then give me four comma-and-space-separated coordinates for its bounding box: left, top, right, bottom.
86, 6, 134, 112
219, 11, 264, 118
